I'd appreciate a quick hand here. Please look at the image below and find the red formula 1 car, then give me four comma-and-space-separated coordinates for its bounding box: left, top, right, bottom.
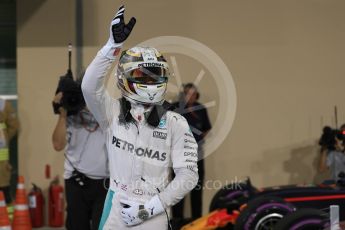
182, 177, 345, 230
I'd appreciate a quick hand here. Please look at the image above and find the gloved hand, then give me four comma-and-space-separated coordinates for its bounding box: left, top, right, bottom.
120, 195, 165, 226
100, 5, 136, 59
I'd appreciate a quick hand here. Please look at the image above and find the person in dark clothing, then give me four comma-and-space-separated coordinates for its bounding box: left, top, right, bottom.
172, 83, 212, 219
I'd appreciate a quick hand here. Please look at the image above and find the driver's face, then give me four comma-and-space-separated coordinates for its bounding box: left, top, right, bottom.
132, 69, 144, 78
131, 68, 156, 84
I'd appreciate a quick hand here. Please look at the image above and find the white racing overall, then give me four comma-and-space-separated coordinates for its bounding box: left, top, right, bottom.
82, 51, 199, 230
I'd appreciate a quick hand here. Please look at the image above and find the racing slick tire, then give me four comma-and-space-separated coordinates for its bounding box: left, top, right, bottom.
234, 196, 296, 230
273, 208, 329, 230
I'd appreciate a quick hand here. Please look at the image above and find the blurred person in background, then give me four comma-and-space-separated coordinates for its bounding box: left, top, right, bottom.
318, 124, 345, 182
172, 83, 212, 219
52, 89, 109, 230
0, 98, 18, 204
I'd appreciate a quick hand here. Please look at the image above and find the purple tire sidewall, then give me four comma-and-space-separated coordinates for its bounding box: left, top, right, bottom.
244, 202, 294, 230
257, 203, 294, 213
225, 190, 244, 199
290, 218, 323, 230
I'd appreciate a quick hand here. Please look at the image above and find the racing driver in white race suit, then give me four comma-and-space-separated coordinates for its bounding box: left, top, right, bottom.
81, 6, 199, 230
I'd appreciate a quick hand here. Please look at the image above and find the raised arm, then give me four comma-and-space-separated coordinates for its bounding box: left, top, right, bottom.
81, 5, 136, 129
52, 92, 67, 151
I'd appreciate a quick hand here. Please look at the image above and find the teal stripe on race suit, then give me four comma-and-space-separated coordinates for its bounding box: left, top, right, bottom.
98, 190, 115, 230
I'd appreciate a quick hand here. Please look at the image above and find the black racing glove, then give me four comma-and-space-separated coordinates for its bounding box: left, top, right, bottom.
112, 5, 136, 43
100, 5, 136, 59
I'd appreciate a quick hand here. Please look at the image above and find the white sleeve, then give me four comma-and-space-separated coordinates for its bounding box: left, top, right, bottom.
158, 115, 199, 207
81, 51, 117, 130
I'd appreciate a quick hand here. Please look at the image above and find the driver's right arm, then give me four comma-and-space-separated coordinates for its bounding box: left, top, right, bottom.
81, 5, 136, 130
81, 53, 117, 130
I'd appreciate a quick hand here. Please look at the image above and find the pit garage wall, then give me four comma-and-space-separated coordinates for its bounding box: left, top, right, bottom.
17, 0, 345, 215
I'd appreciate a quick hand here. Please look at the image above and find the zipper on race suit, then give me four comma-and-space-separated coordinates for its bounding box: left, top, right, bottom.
132, 121, 144, 184
133, 122, 139, 135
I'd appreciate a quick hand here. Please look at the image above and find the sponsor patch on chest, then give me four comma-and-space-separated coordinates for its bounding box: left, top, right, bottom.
112, 135, 167, 162
153, 131, 167, 140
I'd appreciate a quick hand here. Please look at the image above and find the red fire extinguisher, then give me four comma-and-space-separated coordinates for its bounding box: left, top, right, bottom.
49, 176, 64, 227
28, 183, 44, 227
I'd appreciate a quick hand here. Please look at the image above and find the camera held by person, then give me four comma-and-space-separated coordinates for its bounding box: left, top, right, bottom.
318, 124, 345, 181
318, 126, 345, 152
52, 44, 85, 116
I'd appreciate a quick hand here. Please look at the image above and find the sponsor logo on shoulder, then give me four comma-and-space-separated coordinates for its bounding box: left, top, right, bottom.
187, 165, 197, 172
184, 145, 196, 150
185, 159, 198, 163
184, 139, 197, 144
153, 131, 167, 140
184, 132, 194, 138
184, 152, 198, 157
